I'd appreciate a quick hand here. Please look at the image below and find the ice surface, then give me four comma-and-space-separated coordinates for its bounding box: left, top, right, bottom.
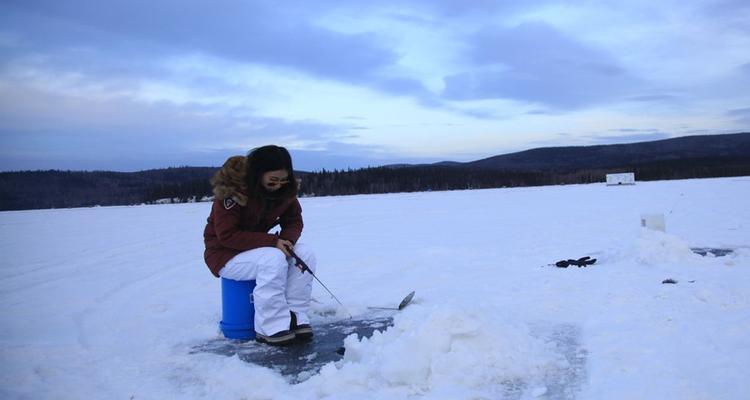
192, 315, 394, 382
1, 177, 749, 399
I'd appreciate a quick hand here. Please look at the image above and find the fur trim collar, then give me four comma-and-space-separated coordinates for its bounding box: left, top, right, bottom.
211, 156, 248, 206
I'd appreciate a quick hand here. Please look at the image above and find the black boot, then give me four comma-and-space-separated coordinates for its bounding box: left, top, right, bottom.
290, 311, 313, 341
255, 329, 296, 346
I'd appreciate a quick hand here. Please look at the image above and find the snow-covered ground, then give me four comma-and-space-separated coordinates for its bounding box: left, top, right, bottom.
1, 177, 749, 399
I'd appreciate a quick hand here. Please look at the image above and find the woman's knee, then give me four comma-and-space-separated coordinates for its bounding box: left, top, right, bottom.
255, 249, 290, 282
259, 248, 289, 269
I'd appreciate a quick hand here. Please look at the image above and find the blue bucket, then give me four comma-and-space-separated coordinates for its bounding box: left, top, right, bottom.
219, 278, 256, 340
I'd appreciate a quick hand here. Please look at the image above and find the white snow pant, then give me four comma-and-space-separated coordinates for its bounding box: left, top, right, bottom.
218, 244, 316, 336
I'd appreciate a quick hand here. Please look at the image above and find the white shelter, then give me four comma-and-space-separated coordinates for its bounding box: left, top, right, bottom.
606, 172, 635, 186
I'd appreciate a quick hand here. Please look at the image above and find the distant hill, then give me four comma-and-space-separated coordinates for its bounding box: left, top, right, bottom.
462, 132, 750, 171
1, 132, 749, 211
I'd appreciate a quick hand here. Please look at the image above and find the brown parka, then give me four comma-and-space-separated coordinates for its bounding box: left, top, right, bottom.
203, 156, 303, 277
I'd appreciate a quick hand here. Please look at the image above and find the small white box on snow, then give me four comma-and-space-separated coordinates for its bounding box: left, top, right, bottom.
606, 172, 635, 186
641, 213, 666, 232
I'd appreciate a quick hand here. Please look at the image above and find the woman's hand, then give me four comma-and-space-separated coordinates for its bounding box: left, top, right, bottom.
276, 239, 294, 257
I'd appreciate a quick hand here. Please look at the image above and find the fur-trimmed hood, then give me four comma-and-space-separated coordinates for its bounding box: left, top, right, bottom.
210, 155, 248, 206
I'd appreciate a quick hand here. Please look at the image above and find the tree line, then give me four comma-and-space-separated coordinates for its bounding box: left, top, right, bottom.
0, 167, 216, 211
297, 155, 750, 196
1, 155, 748, 211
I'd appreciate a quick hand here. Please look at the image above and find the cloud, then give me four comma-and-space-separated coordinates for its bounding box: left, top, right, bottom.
1, 0, 748, 172
626, 94, 681, 103
0, 1, 506, 120
0, 81, 369, 171
372, 77, 430, 97
401, 0, 551, 18
441, 22, 640, 109
1, 1, 591, 119
727, 107, 750, 126
1, 1, 397, 83
291, 141, 391, 171
701, 0, 750, 33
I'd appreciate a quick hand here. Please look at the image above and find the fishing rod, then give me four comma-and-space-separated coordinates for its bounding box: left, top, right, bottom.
287, 246, 353, 318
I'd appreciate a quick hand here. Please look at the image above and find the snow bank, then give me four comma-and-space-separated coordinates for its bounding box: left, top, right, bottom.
306, 305, 558, 398
636, 229, 704, 265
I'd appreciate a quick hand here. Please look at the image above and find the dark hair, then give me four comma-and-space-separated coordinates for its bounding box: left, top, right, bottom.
245, 145, 297, 199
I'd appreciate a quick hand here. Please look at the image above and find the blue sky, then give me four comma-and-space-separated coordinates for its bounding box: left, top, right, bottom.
1, 0, 748, 172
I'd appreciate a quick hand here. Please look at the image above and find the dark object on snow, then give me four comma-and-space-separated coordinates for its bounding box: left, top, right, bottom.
555, 256, 597, 268
368, 291, 416, 311
690, 248, 734, 257
398, 291, 415, 310
191, 315, 393, 382
662, 278, 678, 284
255, 329, 297, 346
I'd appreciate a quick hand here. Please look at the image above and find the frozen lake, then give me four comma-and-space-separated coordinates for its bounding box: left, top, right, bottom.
1, 176, 749, 399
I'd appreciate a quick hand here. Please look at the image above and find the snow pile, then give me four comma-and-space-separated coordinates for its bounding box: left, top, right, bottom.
636, 228, 703, 265
308, 305, 557, 397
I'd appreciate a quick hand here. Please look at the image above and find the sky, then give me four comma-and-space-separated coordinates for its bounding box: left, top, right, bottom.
1, 0, 749, 172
